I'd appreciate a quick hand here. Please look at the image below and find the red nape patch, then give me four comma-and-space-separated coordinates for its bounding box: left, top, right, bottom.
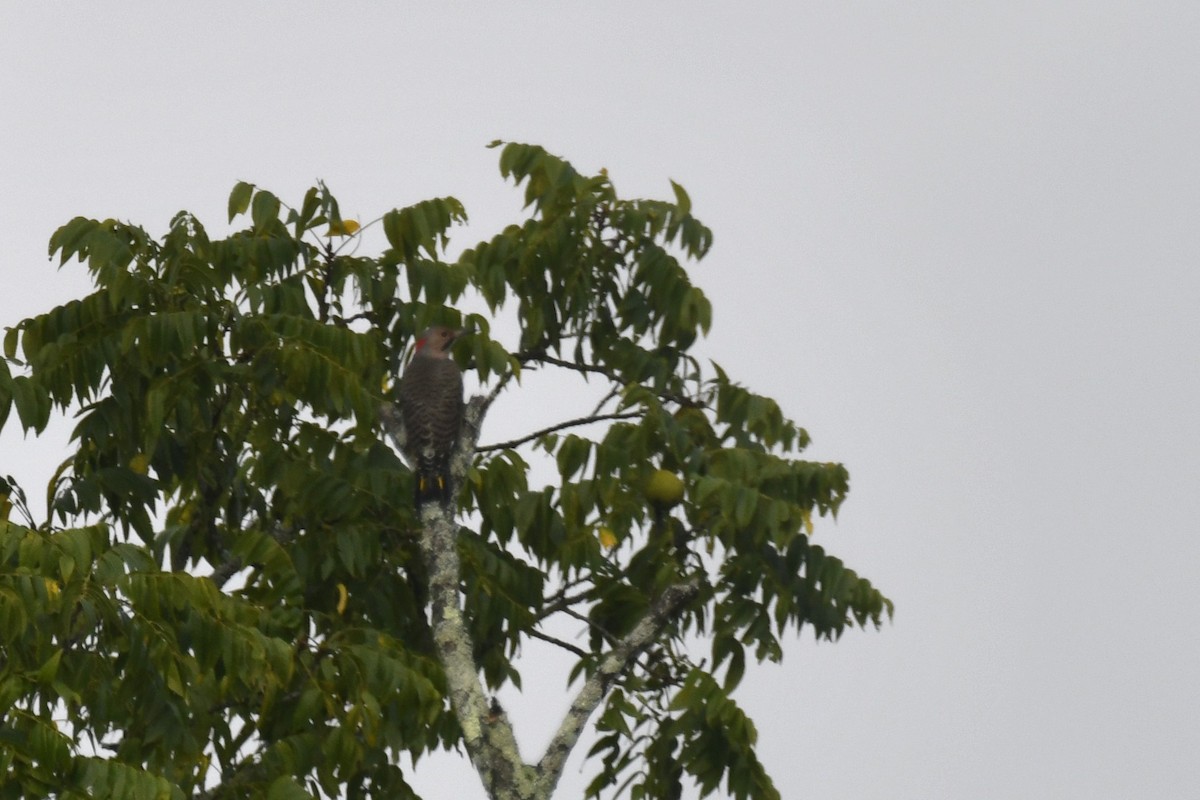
416, 337, 428, 351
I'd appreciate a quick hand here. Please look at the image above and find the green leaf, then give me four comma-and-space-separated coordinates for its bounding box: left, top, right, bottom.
381, 197, 467, 261
251, 189, 282, 234
48, 216, 99, 266
27, 717, 71, 774
669, 179, 691, 217
555, 435, 591, 480
9, 376, 50, 433
228, 181, 254, 222
0, 360, 12, 432
35, 649, 63, 684
0, 147, 888, 800
267, 775, 314, 800
3, 326, 19, 361
0, 586, 28, 642
733, 487, 758, 528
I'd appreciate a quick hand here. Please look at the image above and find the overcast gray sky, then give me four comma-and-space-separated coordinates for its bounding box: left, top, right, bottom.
4, 3, 1199, 798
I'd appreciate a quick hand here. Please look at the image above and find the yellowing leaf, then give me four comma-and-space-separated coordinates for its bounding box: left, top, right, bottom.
597, 526, 618, 549
43, 578, 61, 601
801, 508, 814, 536
336, 582, 349, 615
325, 219, 361, 237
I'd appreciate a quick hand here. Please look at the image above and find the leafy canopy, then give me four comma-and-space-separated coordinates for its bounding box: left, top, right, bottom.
0, 143, 891, 800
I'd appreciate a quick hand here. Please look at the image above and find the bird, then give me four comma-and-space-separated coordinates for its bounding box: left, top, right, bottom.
398, 325, 464, 508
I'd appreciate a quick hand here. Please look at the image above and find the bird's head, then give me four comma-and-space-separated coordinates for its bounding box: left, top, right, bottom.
413, 326, 463, 359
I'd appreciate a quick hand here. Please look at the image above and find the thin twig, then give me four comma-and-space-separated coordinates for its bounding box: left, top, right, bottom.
527, 627, 590, 659
536, 586, 597, 624
480, 368, 517, 414
518, 351, 610, 377
520, 349, 708, 410
588, 385, 621, 418
561, 606, 620, 648
477, 411, 642, 453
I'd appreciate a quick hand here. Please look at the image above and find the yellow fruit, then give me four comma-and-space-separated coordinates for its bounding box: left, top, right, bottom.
129, 453, 150, 475
644, 469, 685, 507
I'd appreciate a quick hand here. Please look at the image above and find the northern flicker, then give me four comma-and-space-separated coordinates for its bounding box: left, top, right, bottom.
399, 326, 464, 508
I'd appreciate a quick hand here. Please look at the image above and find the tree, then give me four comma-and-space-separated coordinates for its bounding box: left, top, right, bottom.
0, 143, 892, 800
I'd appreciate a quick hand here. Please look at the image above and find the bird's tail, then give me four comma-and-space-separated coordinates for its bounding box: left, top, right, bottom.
414, 468, 454, 509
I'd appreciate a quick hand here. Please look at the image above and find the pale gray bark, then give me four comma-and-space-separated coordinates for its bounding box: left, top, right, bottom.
380, 396, 698, 800
533, 577, 701, 796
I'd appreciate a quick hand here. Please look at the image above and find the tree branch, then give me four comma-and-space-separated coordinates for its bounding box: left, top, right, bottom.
477, 411, 642, 454
418, 504, 537, 799
383, 393, 539, 800
480, 368, 517, 413
209, 523, 295, 591
517, 350, 610, 378
518, 348, 708, 410
588, 385, 622, 418
534, 577, 702, 796
560, 606, 619, 648
382, 393, 700, 799
209, 556, 243, 590
526, 627, 590, 660
378, 401, 407, 453
535, 583, 596, 624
